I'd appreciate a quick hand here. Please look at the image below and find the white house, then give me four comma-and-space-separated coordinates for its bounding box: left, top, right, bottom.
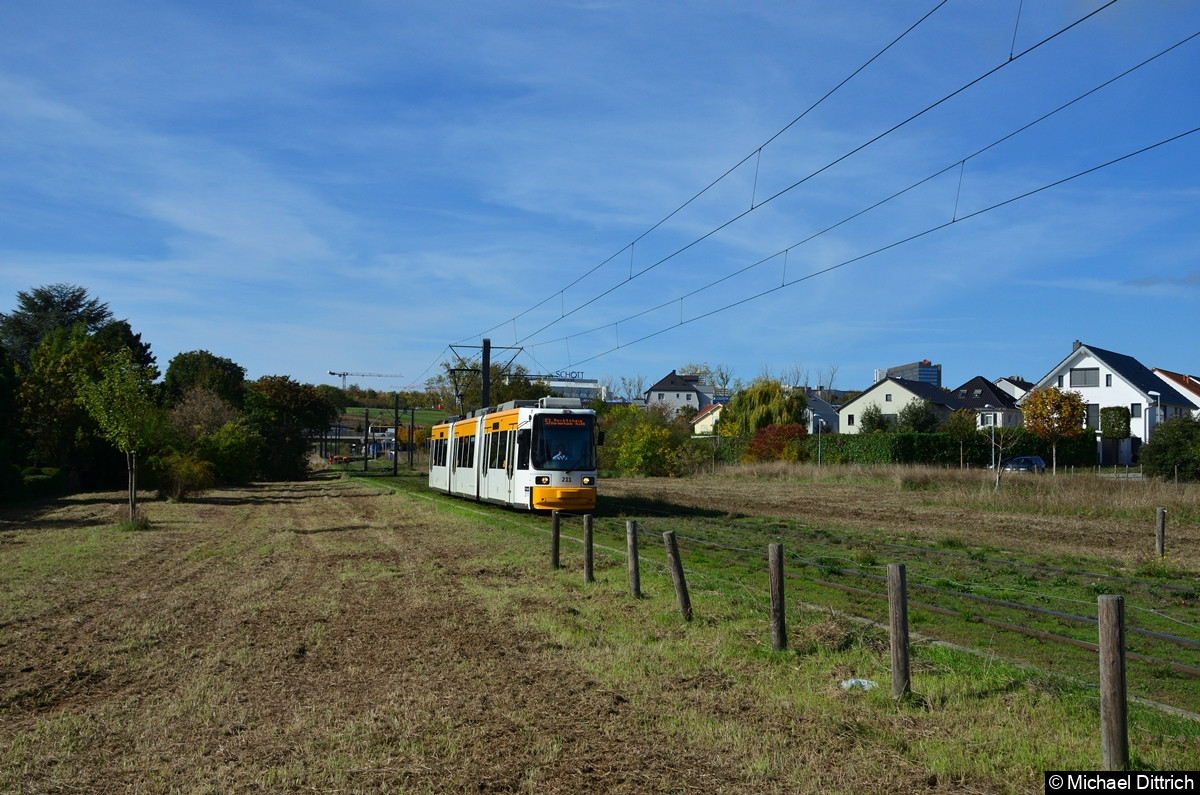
643, 370, 717, 417
837, 377, 962, 434
1024, 341, 1197, 465
1153, 369, 1200, 419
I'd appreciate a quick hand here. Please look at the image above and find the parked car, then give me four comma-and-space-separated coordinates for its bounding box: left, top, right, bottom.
1001, 456, 1046, 474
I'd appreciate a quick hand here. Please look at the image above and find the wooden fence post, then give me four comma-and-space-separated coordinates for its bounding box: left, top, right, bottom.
1099, 594, 1129, 771
769, 543, 787, 652
551, 510, 561, 570
584, 514, 594, 584
663, 531, 692, 621
888, 563, 911, 700
1156, 507, 1167, 559
626, 520, 642, 598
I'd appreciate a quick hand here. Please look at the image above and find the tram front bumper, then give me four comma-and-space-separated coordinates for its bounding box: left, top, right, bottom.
531, 486, 596, 511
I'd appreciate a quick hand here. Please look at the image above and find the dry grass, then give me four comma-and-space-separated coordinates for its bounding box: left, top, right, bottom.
5, 472, 1200, 793
605, 463, 1200, 569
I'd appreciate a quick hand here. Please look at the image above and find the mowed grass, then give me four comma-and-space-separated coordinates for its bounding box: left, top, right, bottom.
2, 470, 1199, 793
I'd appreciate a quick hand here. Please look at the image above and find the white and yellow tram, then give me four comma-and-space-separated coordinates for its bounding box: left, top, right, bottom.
428, 396, 598, 511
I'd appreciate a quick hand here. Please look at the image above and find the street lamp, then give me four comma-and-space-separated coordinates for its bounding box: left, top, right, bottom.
985, 404, 996, 469
816, 416, 826, 468
1148, 391, 1160, 442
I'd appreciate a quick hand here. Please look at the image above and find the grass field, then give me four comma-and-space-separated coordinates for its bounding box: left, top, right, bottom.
2, 464, 1199, 793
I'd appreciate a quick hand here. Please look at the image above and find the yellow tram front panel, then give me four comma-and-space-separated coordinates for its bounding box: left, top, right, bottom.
530, 486, 596, 511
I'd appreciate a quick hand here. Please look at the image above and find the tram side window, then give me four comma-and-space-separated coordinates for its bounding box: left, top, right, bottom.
489, 431, 508, 469
516, 428, 530, 470
432, 437, 447, 467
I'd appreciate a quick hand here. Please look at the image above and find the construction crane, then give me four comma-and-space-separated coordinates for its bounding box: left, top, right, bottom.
327, 371, 404, 390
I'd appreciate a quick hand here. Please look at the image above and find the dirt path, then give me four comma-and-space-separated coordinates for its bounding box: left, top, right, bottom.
1, 478, 759, 793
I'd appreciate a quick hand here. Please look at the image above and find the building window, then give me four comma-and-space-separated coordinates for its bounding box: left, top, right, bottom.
658, 393, 664, 400
1070, 368, 1100, 388
847, 414, 855, 426
686, 394, 692, 401
1105, 374, 1112, 387
1131, 403, 1142, 418
885, 394, 892, 402
1086, 403, 1099, 428
1057, 375, 1064, 388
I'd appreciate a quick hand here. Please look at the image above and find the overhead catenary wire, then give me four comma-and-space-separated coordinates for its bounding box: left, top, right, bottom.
470, 0, 1124, 353
455, 0, 952, 347
518, 27, 1200, 361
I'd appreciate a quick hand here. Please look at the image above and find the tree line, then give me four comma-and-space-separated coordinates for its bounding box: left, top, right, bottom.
0, 284, 342, 515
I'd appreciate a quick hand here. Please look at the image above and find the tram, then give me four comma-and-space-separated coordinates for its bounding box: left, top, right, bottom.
428, 396, 598, 511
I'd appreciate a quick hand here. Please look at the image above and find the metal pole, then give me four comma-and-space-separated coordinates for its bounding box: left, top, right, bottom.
481, 337, 491, 409
393, 393, 399, 477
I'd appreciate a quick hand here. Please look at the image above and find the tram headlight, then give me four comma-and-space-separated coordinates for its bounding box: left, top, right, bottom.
582, 476, 595, 486
535, 476, 550, 485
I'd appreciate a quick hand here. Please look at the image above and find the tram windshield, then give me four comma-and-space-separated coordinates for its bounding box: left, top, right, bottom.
531, 414, 596, 471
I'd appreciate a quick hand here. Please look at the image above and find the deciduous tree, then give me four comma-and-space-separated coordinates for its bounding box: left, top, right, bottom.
163, 350, 247, 407
941, 408, 980, 469
74, 348, 160, 521
245, 376, 338, 480
1021, 387, 1087, 474
721, 378, 807, 438
17, 326, 107, 486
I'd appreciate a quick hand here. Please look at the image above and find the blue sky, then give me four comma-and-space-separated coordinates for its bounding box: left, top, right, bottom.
1, 1, 1197, 396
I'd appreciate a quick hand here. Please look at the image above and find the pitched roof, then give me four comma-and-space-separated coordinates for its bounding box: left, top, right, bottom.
690, 403, 723, 425
1153, 368, 1200, 408
1056, 342, 1194, 407
996, 376, 1035, 391
645, 369, 705, 395
951, 376, 1019, 410
840, 377, 963, 411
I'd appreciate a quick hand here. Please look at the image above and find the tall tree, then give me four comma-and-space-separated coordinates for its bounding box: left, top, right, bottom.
0, 284, 113, 368
0, 347, 23, 499
17, 326, 108, 486
74, 348, 159, 522
245, 376, 338, 480
721, 378, 807, 438
1022, 387, 1087, 475
163, 350, 247, 407
92, 319, 157, 373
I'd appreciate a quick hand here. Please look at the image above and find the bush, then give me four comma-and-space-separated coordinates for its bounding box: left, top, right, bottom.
199, 418, 265, 484
616, 424, 674, 477
154, 451, 216, 501
744, 424, 809, 462
21, 467, 65, 499
1140, 417, 1200, 482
